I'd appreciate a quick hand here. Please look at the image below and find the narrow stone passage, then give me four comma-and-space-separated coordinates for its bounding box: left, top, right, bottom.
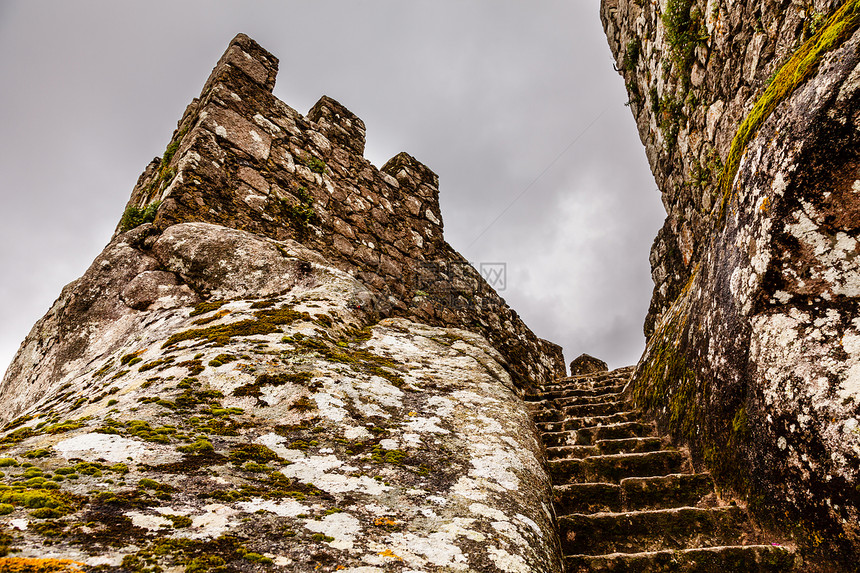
527, 367, 799, 572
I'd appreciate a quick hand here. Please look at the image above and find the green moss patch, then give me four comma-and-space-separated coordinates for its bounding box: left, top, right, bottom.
232, 371, 313, 397
285, 335, 405, 387
189, 300, 227, 317
192, 309, 230, 326
177, 439, 214, 455
661, 0, 708, 88
208, 353, 237, 367
201, 471, 321, 503
0, 487, 85, 519
719, 0, 860, 221
228, 444, 283, 465
1, 416, 35, 433
119, 201, 161, 233
97, 419, 178, 444
163, 307, 310, 348
138, 356, 175, 372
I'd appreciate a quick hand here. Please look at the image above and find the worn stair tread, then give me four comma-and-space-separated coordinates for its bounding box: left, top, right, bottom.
531, 403, 632, 423
564, 544, 795, 572
543, 379, 627, 392
555, 392, 625, 406
534, 389, 627, 403
559, 505, 753, 554
547, 445, 600, 460
596, 437, 662, 455
563, 400, 629, 417
541, 411, 643, 433
549, 450, 685, 483
553, 474, 715, 514
554, 483, 623, 514
621, 473, 716, 510
540, 421, 656, 446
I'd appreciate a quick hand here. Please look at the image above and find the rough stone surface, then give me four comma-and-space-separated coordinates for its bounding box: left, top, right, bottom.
568, 354, 609, 376
0, 34, 566, 571
528, 368, 798, 571
602, 0, 860, 567
114, 33, 563, 392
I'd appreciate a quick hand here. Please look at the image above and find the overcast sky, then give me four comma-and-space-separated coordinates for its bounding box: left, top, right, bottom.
0, 1, 664, 375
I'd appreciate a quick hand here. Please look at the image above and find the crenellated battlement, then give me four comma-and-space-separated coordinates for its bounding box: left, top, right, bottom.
118, 33, 562, 392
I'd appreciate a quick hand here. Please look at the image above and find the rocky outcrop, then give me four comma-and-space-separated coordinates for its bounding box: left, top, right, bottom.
569, 354, 609, 375
603, 0, 860, 568
0, 35, 566, 571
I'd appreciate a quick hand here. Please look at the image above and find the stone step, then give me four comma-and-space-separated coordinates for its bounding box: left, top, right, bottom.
546, 437, 661, 460
547, 445, 600, 460
531, 408, 564, 423
538, 381, 627, 398
553, 473, 717, 515
564, 544, 796, 572
541, 421, 655, 447
596, 437, 662, 455
572, 420, 654, 443
563, 400, 628, 418
554, 483, 623, 514
537, 412, 642, 434
555, 391, 625, 407
531, 401, 630, 423
549, 450, 685, 484
559, 505, 752, 555
621, 473, 716, 511
527, 392, 627, 410
539, 372, 628, 387
553, 368, 634, 384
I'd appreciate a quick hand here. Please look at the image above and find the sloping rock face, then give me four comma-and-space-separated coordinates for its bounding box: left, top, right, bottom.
602, 0, 860, 567
0, 35, 565, 571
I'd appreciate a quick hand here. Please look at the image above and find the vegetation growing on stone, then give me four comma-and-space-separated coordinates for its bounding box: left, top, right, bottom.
228, 443, 283, 464
191, 309, 230, 326
163, 306, 311, 348
661, 0, 707, 88
207, 353, 237, 367
718, 0, 860, 222
657, 92, 684, 150
177, 438, 214, 454
232, 371, 312, 397
280, 186, 320, 240
622, 38, 640, 71
118, 201, 161, 233
137, 356, 175, 372
189, 300, 227, 317
303, 154, 326, 174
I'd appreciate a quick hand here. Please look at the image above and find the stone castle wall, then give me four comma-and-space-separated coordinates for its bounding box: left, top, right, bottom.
122, 33, 564, 391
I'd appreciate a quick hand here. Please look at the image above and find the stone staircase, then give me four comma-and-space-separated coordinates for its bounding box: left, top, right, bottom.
527, 367, 798, 572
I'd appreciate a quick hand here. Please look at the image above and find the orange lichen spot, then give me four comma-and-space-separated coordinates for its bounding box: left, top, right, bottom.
378, 549, 402, 561
374, 517, 398, 527
0, 558, 84, 573
406, 411, 417, 416
759, 197, 770, 212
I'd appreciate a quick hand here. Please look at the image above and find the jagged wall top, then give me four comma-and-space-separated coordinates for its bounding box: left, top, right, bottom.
118, 33, 563, 388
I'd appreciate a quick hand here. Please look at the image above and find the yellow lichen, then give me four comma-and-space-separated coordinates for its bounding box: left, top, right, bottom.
377, 549, 403, 561
0, 559, 83, 573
